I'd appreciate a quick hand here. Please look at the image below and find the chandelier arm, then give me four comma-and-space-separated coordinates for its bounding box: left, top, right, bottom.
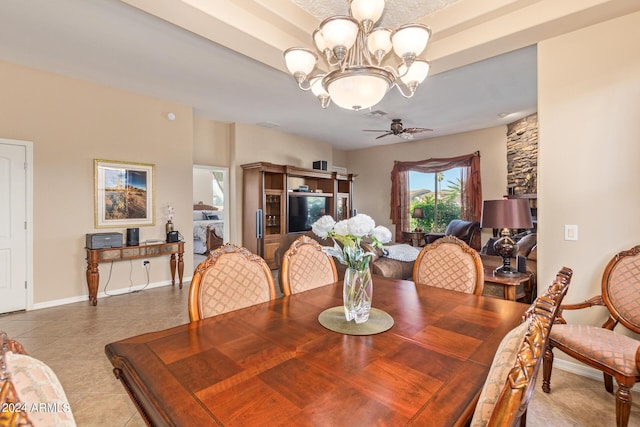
392, 82, 416, 99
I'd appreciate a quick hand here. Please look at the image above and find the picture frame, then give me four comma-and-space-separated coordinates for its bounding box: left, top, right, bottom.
94, 159, 155, 228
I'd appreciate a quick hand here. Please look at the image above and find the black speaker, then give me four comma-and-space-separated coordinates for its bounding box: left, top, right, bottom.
516, 255, 527, 273
126, 228, 139, 246
313, 160, 328, 171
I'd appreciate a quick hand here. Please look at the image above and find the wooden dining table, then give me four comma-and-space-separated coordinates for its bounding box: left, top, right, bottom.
105, 276, 528, 426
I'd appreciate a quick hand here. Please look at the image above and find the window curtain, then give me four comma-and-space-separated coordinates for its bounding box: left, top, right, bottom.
390, 151, 482, 240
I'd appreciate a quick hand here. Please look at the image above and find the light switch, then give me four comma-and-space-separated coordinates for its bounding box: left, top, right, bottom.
564, 224, 578, 241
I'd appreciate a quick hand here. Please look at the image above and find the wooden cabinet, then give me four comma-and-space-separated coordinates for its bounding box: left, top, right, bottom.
242, 162, 354, 268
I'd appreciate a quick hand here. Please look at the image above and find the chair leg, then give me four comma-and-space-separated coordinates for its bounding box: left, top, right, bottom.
605, 372, 614, 393
615, 381, 632, 427
542, 344, 554, 393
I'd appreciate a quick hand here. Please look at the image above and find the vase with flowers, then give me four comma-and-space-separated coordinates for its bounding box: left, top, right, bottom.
312, 214, 392, 324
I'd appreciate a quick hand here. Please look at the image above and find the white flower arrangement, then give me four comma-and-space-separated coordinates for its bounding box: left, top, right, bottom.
166, 204, 174, 222
312, 214, 392, 271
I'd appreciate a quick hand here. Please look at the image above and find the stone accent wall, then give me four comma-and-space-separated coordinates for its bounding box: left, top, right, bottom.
506, 113, 538, 195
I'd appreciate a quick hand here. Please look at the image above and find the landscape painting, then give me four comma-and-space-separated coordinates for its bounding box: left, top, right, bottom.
95, 160, 155, 228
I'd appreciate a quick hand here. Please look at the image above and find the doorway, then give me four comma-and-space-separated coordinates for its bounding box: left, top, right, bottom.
193, 165, 229, 266
0, 139, 33, 313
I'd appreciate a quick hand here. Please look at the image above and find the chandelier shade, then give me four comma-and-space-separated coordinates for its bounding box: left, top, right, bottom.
283, 0, 432, 111
324, 66, 393, 111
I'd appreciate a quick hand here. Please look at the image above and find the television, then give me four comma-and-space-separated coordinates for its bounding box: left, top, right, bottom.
288, 194, 330, 233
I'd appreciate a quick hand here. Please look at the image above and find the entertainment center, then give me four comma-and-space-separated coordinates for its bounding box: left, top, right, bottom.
241, 162, 354, 268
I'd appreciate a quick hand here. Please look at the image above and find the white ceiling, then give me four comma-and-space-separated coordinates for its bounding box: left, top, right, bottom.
0, 0, 537, 150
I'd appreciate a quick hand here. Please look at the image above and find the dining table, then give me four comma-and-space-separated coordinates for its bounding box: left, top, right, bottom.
105, 276, 529, 426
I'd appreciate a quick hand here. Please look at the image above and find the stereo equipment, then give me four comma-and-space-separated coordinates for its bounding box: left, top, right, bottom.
516, 255, 527, 273
86, 232, 123, 249
167, 231, 180, 243
313, 160, 328, 171
126, 228, 139, 246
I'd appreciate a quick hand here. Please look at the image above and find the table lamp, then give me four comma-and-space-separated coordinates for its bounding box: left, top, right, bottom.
412, 207, 425, 232
480, 199, 533, 276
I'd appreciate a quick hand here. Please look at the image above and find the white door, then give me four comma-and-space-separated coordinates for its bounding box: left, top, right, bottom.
0, 142, 27, 313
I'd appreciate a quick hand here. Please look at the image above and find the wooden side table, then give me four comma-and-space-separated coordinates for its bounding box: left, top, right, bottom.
482, 267, 531, 302
85, 241, 184, 306
402, 231, 426, 247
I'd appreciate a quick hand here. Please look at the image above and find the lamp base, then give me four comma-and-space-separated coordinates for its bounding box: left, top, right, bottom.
494, 265, 521, 277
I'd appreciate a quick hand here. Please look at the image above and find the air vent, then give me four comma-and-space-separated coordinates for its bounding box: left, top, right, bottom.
256, 121, 279, 128
364, 110, 388, 117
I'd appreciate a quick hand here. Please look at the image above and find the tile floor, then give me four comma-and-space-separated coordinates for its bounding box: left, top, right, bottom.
1, 282, 639, 426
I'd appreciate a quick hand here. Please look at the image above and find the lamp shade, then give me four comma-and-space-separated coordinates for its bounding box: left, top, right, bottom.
481, 199, 533, 229
412, 207, 425, 219
350, 0, 385, 23
319, 16, 359, 51
283, 48, 317, 75
398, 59, 430, 86
391, 24, 431, 58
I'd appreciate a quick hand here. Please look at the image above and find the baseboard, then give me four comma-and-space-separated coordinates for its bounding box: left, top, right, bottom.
29, 276, 193, 311
553, 358, 603, 381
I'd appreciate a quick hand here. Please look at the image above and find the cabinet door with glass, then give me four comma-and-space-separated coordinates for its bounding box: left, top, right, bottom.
336, 193, 350, 221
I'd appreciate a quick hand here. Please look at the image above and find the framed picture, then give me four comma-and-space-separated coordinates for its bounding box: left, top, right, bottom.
94, 159, 155, 228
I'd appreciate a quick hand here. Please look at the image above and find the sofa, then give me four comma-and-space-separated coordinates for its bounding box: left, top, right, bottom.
273, 232, 416, 283
479, 232, 538, 303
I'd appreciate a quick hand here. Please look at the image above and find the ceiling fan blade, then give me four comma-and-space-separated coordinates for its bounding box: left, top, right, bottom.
375, 132, 393, 139
404, 127, 433, 133
363, 129, 389, 132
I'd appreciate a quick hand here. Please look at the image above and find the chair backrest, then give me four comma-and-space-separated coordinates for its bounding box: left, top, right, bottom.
601, 245, 640, 333
413, 235, 485, 295
471, 267, 573, 427
445, 219, 481, 250
188, 243, 277, 321
281, 235, 338, 296
1, 331, 76, 427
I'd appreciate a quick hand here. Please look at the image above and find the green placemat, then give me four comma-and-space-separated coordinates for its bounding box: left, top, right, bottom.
318, 306, 394, 336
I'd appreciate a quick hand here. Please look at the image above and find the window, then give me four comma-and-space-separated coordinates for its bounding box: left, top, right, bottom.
390, 152, 482, 241
409, 168, 463, 232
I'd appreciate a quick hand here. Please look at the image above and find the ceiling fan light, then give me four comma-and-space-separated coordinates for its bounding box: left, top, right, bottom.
392, 24, 431, 58
283, 47, 317, 77
398, 59, 430, 86
319, 16, 359, 51
324, 66, 393, 111
367, 27, 392, 60
349, 0, 385, 24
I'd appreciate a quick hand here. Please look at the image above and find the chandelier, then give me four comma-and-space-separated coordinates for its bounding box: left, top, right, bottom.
283, 0, 431, 111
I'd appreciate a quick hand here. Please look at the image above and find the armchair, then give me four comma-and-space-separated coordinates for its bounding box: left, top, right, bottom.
424, 219, 481, 250
542, 245, 640, 427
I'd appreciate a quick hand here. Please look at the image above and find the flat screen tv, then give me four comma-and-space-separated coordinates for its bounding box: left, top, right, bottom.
288, 194, 330, 233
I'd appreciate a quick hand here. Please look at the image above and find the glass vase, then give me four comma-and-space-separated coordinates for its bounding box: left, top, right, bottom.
166, 220, 174, 233
343, 267, 373, 324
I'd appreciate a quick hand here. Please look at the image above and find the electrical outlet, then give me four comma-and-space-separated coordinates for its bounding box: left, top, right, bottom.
142, 260, 150, 268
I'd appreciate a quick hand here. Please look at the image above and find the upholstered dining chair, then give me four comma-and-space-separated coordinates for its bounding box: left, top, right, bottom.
280, 235, 338, 296
1, 331, 77, 427
413, 235, 485, 295
188, 243, 277, 321
542, 245, 640, 427
471, 267, 573, 427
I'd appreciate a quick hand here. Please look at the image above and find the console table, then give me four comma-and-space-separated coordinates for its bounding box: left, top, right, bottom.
85, 241, 184, 306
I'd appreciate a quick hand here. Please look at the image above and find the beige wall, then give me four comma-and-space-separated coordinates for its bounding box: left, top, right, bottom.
538, 11, 640, 333
0, 61, 194, 306
193, 116, 230, 167
229, 123, 334, 243
346, 126, 508, 241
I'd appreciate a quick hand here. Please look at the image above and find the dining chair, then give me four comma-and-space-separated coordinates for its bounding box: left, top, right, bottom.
471, 267, 573, 427
1, 331, 77, 426
413, 235, 485, 295
280, 235, 338, 296
188, 243, 277, 321
542, 245, 640, 427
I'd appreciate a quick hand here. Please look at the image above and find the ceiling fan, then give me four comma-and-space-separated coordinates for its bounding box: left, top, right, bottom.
364, 118, 433, 140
